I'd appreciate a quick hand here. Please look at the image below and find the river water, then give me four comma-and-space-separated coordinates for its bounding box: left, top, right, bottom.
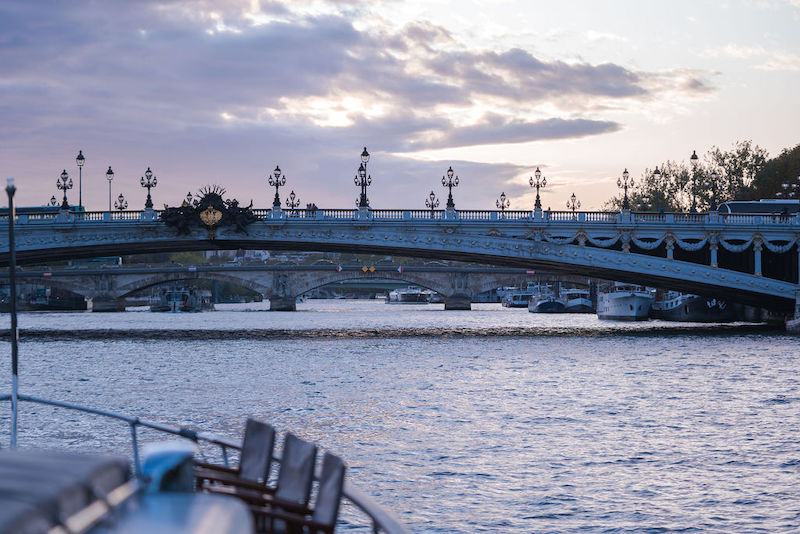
1, 301, 800, 533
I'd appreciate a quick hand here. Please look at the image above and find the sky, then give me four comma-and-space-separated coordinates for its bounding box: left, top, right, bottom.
1, 0, 799, 211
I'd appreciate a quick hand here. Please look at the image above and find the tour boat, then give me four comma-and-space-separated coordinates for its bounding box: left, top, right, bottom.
562, 288, 594, 313
149, 287, 214, 312
650, 291, 737, 322
0, 182, 408, 534
501, 288, 535, 308
596, 283, 654, 321
527, 285, 566, 313
386, 286, 430, 304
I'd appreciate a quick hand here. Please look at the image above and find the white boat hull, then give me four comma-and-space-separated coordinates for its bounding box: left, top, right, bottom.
597, 292, 653, 321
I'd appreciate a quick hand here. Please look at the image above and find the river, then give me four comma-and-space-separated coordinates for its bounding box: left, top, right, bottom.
1, 300, 799, 532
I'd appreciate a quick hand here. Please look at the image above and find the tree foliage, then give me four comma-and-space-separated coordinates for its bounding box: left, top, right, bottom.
748, 143, 800, 200
603, 140, 769, 211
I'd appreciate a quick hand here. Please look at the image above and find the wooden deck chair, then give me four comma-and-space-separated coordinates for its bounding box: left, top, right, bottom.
251, 452, 346, 534
195, 418, 275, 487
204, 432, 318, 528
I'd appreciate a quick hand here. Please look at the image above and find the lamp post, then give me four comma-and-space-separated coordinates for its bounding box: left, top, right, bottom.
76, 150, 85, 210
442, 166, 459, 209
425, 190, 440, 218
114, 193, 128, 210
690, 149, 699, 212
105, 166, 114, 212
48, 195, 58, 207
529, 167, 546, 209
496, 192, 510, 212
268, 166, 285, 208
140, 167, 157, 209
355, 147, 372, 208
57, 169, 73, 209
286, 190, 300, 214
567, 192, 581, 215
6, 177, 19, 447
617, 168, 634, 210
185, 192, 193, 206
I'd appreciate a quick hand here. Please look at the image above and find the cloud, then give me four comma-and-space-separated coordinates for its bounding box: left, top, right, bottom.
0, 0, 715, 208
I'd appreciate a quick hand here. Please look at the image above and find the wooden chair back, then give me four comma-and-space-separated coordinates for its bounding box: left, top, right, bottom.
311, 453, 346, 529
275, 433, 317, 506
238, 418, 275, 483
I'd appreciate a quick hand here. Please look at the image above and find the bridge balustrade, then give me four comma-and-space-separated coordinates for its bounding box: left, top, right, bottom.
2, 208, 800, 227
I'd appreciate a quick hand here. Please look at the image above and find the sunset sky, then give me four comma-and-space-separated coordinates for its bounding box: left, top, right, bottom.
2, 0, 799, 210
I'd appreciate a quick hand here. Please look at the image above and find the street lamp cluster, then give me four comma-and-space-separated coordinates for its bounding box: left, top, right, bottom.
776, 175, 800, 199
51, 146, 762, 215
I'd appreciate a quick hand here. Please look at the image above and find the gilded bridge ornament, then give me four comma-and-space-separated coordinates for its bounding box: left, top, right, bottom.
200, 207, 222, 228
160, 185, 259, 239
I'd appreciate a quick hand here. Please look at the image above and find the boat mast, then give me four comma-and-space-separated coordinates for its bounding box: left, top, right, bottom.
6, 177, 19, 448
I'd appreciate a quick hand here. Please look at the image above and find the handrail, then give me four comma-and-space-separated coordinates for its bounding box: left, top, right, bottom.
1, 208, 798, 226
0, 393, 410, 534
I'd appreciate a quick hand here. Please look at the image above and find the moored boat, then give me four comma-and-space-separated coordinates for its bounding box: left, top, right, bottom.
149, 287, 214, 312
501, 288, 534, 308
386, 286, 429, 304
527, 284, 566, 313
650, 291, 736, 322
597, 283, 653, 321
562, 287, 594, 313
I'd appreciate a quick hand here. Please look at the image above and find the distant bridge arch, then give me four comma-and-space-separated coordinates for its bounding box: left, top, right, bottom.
1, 207, 798, 312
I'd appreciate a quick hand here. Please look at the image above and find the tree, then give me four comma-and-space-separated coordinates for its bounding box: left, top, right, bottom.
748, 143, 800, 200
602, 140, 769, 211
706, 140, 768, 201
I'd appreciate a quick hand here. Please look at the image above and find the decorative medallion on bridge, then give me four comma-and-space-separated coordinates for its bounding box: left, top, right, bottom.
160, 185, 259, 239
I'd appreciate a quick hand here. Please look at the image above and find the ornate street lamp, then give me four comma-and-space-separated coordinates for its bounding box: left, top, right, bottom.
567, 192, 581, 214
185, 192, 193, 206
529, 167, 546, 210
76, 150, 85, 209
425, 190, 440, 218
48, 195, 58, 207
617, 168, 634, 210
268, 165, 285, 208
496, 191, 510, 212
105, 166, 114, 212
777, 175, 799, 199
286, 190, 301, 214
114, 193, 128, 210
57, 169, 73, 209
442, 166, 459, 209
354, 147, 372, 208
140, 167, 157, 209
689, 149, 699, 212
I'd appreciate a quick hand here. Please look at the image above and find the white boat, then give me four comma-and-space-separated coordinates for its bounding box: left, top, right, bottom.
527, 284, 566, 313
562, 288, 594, 313
386, 286, 429, 304
596, 283, 653, 321
501, 288, 535, 308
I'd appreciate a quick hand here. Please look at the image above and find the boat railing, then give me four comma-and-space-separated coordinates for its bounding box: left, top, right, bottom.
0, 393, 410, 534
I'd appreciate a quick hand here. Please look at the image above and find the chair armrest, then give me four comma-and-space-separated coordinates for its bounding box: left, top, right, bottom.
197, 471, 274, 493
194, 462, 239, 475
205, 485, 310, 515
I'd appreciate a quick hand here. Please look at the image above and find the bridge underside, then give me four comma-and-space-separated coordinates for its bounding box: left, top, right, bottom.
2, 234, 796, 312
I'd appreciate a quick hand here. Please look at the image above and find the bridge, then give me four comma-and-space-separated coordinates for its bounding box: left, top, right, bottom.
1, 202, 798, 314
0, 264, 583, 311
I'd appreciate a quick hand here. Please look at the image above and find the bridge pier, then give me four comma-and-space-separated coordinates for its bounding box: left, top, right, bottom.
443, 295, 471, 310
90, 295, 126, 312
268, 296, 296, 312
